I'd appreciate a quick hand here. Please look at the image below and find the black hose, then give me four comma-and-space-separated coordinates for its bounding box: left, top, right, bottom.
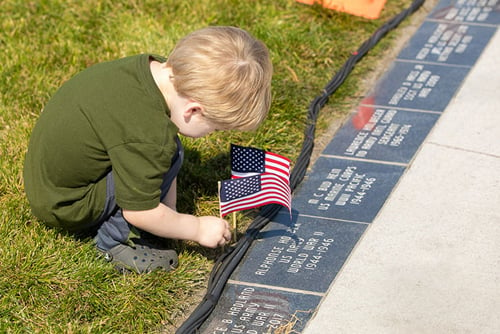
177, 1, 425, 332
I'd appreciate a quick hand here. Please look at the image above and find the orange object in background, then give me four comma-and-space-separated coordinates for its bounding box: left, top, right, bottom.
297, 0, 387, 19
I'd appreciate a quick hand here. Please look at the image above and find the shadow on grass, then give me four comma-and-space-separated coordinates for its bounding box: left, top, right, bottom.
176, 147, 231, 215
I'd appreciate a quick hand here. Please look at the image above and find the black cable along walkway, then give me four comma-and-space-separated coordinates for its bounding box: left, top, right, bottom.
176, 1, 426, 332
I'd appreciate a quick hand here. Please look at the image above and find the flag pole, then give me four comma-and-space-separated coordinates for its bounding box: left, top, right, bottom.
217, 181, 227, 249
218, 181, 237, 242
217, 181, 222, 218
232, 211, 237, 241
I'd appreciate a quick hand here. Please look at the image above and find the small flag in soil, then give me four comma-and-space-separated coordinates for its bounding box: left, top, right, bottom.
230, 144, 291, 182
219, 173, 291, 217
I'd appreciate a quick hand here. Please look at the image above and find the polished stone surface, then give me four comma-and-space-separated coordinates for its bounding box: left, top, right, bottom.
200, 283, 321, 333
324, 107, 440, 163
428, 0, 500, 25
292, 157, 406, 223
397, 21, 496, 65
368, 61, 469, 112
230, 213, 367, 292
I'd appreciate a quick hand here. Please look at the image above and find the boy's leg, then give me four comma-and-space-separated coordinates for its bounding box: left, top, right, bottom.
94, 136, 184, 273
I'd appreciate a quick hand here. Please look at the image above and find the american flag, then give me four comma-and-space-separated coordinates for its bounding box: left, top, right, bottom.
219, 173, 291, 217
231, 144, 291, 182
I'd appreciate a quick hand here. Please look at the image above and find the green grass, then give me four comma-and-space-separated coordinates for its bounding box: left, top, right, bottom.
1, 0, 422, 332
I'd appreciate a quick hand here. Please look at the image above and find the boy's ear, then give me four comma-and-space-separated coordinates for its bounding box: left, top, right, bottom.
183, 101, 205, 119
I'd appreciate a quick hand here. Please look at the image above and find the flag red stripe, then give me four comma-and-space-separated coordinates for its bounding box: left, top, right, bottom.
265, 152, 290, 182
265, 153, 290, 171
265, 157, 290, 170
265, 151, 291, 164
265, 164, 289, 181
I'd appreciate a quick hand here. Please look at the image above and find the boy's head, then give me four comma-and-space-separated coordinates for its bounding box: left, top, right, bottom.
166, 26, 272, 131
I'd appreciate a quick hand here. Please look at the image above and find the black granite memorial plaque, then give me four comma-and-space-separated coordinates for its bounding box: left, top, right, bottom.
370, 61, 469, 112
397, 21, 496, 65
428, 0, 500, 25
199, 283, 321, 333
291, 157, 406, 223
229, 212, 367, 293
323, 107, 440, 163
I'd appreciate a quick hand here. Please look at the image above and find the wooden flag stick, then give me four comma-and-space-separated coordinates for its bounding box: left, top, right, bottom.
232, 211, 237, 241
218, 181, 237, 242
217, 181, 227, 249
217, 181, 222, 219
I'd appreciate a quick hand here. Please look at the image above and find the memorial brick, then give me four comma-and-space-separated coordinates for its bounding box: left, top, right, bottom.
428, 0, 500, 25
324, 107, 440, 163
397, 21, 496, 66
229, 212, 367, 292
292, 157, 406, 223
370, 61, 470, 112
200, 283, 321, 333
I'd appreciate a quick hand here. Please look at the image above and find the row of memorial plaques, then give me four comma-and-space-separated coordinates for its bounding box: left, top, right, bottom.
201, 213, 367, 333
200, 1, 499, 332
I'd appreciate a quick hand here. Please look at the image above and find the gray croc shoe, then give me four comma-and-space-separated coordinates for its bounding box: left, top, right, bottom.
99, 243, 178, 274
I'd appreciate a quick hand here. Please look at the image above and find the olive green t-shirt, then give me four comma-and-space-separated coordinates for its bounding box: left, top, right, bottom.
23, 54, 179, 230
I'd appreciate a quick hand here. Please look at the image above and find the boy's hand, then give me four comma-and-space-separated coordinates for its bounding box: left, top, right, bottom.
196, 216, 231, 248
123, 204, 231, 248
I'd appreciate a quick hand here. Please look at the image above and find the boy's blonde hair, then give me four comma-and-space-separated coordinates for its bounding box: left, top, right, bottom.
166, 26, 272, 131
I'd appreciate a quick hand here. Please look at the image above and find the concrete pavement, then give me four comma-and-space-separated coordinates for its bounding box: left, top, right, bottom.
303, 27, 500, 334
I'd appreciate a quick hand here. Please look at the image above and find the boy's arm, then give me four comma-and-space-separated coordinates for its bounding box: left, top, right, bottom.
122, 203, 231, 248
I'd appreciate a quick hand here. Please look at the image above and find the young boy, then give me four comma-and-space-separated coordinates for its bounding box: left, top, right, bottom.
23, 26, 273, 274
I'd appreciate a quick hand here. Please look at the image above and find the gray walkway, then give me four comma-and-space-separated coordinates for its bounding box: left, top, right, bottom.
303, 29, 500, 334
